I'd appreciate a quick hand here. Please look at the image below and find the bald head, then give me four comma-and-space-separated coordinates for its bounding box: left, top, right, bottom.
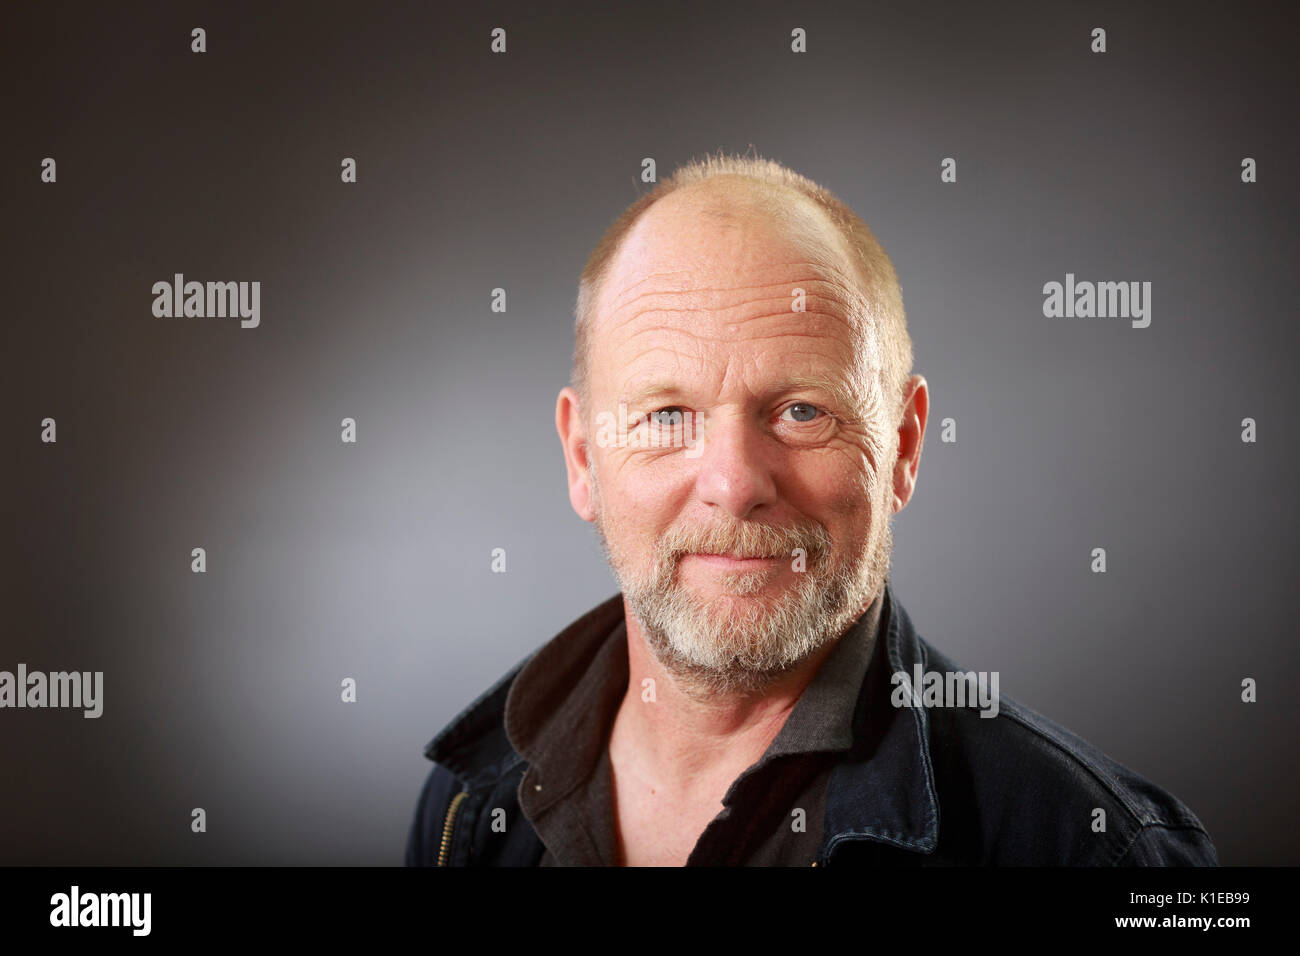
593, 175, 864, 334
570, 153, 911, 427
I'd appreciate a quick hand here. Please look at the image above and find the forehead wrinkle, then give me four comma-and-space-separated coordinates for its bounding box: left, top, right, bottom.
600, 268, 696, 314
614, 332, 851, 389
604, 266, 854, 306
618, 318, 855, 348
616, 329, 872, 408
599, 284, 865, 351
607, 292, 806, 333
612, 281, 823, 314
610, 295, 855, 336
596, 258, 860, 327
599, 304, 873, 406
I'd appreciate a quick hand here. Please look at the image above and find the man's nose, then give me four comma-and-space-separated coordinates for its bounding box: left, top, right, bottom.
692, 413, 778, 520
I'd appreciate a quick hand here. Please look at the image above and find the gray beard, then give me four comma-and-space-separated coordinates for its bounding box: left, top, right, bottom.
591, 490, 893, 700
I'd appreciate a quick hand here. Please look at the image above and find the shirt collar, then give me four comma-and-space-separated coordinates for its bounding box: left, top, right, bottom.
762, 592, 883, 760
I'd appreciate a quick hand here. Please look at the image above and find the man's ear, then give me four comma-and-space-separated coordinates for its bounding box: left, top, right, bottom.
891, 374, 929, 515
556, 386, 596, 522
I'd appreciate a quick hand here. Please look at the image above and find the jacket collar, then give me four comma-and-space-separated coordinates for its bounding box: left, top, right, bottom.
820, 580, 940, 857
422, 580, 940, 856
422, 595, 624, 788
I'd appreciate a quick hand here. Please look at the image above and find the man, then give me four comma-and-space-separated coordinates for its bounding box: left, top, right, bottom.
406, 152, 1217, 866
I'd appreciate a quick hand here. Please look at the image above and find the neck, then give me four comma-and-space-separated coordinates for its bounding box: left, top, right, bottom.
609, 596, 864, 793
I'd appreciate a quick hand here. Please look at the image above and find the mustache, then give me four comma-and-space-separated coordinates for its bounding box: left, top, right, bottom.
657, 518, 832, 561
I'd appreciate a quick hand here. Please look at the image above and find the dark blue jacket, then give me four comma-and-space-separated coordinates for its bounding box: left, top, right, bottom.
406, 582, 1217, 866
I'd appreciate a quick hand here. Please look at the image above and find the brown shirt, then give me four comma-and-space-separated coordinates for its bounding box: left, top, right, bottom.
502, 593, 884, 866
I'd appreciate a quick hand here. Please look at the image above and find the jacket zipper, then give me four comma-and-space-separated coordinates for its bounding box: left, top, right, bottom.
437, 791, 469, 866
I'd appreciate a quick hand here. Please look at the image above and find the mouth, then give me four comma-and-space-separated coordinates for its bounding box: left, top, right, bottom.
682, 552, 785, 570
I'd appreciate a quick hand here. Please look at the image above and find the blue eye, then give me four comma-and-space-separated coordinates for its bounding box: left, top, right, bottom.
650, 408, 684, 426
782, 403, 821, 423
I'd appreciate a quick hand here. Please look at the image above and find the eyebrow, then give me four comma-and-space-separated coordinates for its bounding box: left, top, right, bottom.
619, 374, 862, 416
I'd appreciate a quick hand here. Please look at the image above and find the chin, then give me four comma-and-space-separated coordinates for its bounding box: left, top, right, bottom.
687, 585, 803, 627
682, 574, 789, 604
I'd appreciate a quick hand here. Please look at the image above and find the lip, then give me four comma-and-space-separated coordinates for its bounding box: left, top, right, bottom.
683, 553, 784, 570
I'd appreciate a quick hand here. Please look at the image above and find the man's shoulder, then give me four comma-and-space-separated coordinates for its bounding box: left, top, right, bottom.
915, 638, 1218, 865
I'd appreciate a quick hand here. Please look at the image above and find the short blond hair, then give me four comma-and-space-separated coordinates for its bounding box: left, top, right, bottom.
571, 150, 912, 426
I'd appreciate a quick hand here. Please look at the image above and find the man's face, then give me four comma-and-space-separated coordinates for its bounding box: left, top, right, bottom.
581, 183, 897, 694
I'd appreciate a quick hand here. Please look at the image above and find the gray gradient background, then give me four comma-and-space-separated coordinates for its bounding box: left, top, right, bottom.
3, 0, 1297, 865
